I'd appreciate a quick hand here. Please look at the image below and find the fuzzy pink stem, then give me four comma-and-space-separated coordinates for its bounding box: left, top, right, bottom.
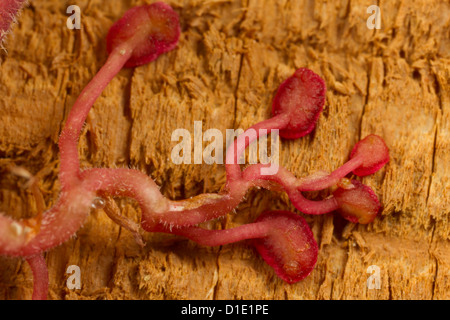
26, 253, 48, 300
225, 113, 290, 182
287, 189, 339, 214
297, 156, 363, 191
80, 144, 349, 230
80, 168, 250, 229
59, 3, 181, 189
155, 210, 319, 284
0, 185, 95, 257
59, 48, 132, 189
156, 221, 271, 247
243, 164, 339, 214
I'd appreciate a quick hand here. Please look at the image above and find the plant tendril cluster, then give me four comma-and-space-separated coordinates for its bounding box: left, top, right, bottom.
0, 2, 389, 299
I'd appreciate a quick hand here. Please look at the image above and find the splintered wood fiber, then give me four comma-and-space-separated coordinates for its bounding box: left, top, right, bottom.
0, 0, 448, 299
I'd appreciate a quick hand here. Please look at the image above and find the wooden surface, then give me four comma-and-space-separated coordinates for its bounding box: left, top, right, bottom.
0, 0, 449, 299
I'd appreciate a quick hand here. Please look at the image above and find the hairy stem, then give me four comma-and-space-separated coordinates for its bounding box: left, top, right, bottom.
0, 185, 95, 257
225, 113, 290, 182
80, 167, 250, 229
59, 48, 133, 189
26, 253, 48, 300
156, 221, 271, 247
243, 164, 339, 214
296, 156, 363, 191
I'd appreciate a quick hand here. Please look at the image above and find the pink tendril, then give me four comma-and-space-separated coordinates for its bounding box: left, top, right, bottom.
26, 254, 49, 300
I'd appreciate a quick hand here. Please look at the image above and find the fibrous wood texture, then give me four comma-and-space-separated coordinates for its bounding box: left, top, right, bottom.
0, 0, 449, 300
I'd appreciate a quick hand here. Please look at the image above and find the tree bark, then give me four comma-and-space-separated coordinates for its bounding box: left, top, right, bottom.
0, 0, 448, 299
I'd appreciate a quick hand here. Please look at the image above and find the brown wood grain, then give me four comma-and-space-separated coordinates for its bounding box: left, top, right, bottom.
0, 0, 448, 299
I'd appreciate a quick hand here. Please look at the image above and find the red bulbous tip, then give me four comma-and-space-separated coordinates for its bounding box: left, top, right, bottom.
350, 134, 389, 176
106, 2, 181, 68
333, 180, 380, 224
271, 68, 326, 139
253, 211, 318, 283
